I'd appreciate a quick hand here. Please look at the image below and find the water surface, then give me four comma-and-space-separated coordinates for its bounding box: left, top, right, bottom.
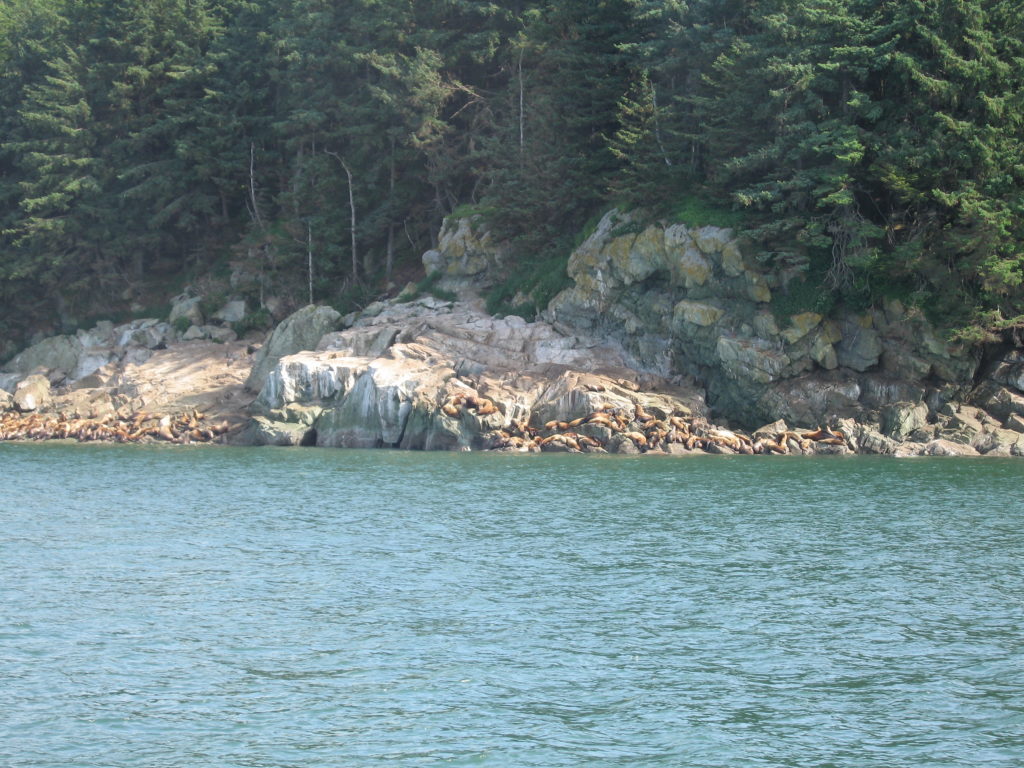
2, 444, 1022, 766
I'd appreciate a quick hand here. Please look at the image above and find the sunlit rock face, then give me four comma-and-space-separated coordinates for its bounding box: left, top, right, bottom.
544, 208, 981, 428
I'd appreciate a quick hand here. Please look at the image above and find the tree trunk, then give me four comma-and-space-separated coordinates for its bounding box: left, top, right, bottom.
386, 140, 396, 287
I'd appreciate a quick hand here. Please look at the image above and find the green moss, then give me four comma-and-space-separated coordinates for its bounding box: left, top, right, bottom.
398, 271, 458, 304
232, 308, 273, 337
668, 194, 747, 229
770, 254, 835, 324
485, 251, 570, 319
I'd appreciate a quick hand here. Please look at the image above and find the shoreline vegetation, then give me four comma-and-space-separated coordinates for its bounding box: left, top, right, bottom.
1, 1, 1022, 353
2, 3, 1022, 456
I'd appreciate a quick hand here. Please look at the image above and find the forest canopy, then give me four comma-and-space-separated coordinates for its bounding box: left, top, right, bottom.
1, 0, 1022, 341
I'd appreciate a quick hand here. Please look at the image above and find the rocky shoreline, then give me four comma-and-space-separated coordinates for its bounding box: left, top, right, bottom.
0, 294, 1019, 457
3, 209, 1024, 457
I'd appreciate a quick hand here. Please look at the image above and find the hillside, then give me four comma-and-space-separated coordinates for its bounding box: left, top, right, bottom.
2, 0, 1022, 354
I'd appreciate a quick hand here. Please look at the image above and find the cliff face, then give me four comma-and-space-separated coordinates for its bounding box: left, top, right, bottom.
239, 297, 708, 451
428, 210, 987, 428
4, 210, 1024, 456
413, 209, 1024, 454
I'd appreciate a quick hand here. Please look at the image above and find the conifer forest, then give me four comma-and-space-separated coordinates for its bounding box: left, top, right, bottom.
1, 0, 1022, 344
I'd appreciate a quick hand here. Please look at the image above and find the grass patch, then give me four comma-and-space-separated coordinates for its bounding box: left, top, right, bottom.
485, 251, 571, 319
232, 308, 273, 337
770, 254, 836, 324
415, 271, 458, 302
669, 194, 747, 230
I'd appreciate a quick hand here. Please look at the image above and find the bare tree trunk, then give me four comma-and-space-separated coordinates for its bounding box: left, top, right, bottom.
386, 140, 396, 287
517, 47, 525, 164
248, 141, 265, 231
325, 150, 359, 284
307, 220, 314, 305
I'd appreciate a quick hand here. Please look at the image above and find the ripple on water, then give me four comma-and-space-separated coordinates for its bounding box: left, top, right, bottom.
1, 444, 1023, 767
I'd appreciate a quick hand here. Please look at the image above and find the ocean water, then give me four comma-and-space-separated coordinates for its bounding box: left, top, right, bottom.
2, 443, 1022, 767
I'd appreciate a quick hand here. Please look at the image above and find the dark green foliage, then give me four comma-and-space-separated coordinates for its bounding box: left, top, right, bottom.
0, 0, 1021, 343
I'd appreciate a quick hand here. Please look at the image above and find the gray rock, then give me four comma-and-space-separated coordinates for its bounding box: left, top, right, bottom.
608, 433, 641, 454
236, 416, 315, 447
246, 305, 343, 392
13, 374, 51, 412
72, 348, 118, 381
169, 294, 204, 328
923, 439, 980, 457
835, 317, 882, 371
213, 300, 247, 325
973, 381, 1024, 422
757, 377, 861, 427
115, 319, 174, 350
753, 419, 788, 440
972, 429, 1024, 455
1005, 413, 1024, 433
881, 401, 929, 440
716, 336, 789, 384
204, 326, 238, 344
0, 373, 21, 393
992, 361, 1024, 392
858, 376, 926, 409
3, 334, 82, 375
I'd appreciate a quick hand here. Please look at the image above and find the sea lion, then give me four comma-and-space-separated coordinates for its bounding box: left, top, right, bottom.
475, 399, 498, 416
623, 431, 648, 447
801, 425, 843, 442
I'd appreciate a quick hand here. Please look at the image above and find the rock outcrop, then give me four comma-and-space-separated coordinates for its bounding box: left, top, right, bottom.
544, 209, 980, 428
2, 318, 177, 385
245, 304, 344, 391
240, 297, 709, 452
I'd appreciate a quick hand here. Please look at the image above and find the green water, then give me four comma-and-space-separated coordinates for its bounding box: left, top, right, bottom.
2, 443, 1022, 766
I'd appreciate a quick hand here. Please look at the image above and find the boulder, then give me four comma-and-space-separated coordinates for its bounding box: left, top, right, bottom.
922, 439, 981, 457
0, 373, 20, 393
1004, 413, 1024, 433
3, 334, 81, 375
213, 300, 247, 325
835, 316, 881, 371
0, 388, 12, 411
115, 319, 174, 350
971, 429, 1024, 455
973, 380, 1024, 423
13, 374, 51, 412
881, 401, 929, 440
246, 305, 344, 392
169, 294, 204, 328
235, 416, 315, 447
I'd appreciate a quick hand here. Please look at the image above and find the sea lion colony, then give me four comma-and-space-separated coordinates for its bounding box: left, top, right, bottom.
0, 410, 231, 444
439, 392, 850, 455
1, 391, 847, 454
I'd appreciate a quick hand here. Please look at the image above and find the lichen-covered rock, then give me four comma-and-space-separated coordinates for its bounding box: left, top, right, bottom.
0, 388, 12, 411
420, 215, 510, 294
246, 305, 344, 392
